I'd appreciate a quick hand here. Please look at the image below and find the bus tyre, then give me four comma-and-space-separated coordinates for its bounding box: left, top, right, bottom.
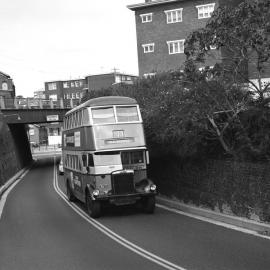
86, 194, 101, 218
66, 181, 76, 202
142, 196, 155, 214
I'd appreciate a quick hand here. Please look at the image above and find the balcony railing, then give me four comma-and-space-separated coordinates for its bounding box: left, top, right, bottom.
0, 97, 81, 110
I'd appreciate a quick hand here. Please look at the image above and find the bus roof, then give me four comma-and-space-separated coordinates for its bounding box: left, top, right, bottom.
66, 96, 138, 116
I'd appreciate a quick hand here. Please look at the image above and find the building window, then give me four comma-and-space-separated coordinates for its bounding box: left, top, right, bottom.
75, 81, 80, 87
167, 40, 185, 54
196, 4, 215, 19
164, 8, 183, 23
70, 82, 75, 87
48, 82, 57, 90
2, 82, 8, 90
142, 43, 155, 53
76, 93, 80, 99
140, 13, 152, 23
49, 94, 57, 101
72, 93, 75, 99
143, 73, 156, 78
67, 94, 70, 99
115, 75, 121, 83
63, 82, 69, 88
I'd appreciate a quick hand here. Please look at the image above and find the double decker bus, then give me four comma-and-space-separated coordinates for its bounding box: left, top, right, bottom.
62, 96, 156, 218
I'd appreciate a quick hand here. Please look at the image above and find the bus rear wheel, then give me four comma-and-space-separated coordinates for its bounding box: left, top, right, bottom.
142, 196, 155, 214
66, 181, 76, 202
86, 193, 101, 218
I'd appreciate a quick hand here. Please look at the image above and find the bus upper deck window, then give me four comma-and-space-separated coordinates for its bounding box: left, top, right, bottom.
92, 107, 116, 124
116, 106, 139, 122
82, 154, 87, 167
88, 154, 94, 167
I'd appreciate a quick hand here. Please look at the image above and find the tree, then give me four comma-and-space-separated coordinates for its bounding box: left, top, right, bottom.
185, 0, 270, 102
181, 0, 270, 159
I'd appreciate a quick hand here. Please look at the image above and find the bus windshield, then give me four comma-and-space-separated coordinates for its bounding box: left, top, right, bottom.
92, 107, 116, 124
91, 105, 139, 124
116, 106, 139, 122
93, 151, 121, 166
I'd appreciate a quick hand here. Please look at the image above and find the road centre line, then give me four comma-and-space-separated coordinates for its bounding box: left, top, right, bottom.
53, 157, 187, 270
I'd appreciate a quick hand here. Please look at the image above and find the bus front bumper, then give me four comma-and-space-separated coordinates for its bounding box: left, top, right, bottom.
92, 192, 156, 206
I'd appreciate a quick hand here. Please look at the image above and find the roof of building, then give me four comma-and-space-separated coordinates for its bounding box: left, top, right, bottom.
45, 78, 85, 84
127, 0, 185, 11
85, 72, 138, 78
66, 96, 138, 115
0, 71, 11, 78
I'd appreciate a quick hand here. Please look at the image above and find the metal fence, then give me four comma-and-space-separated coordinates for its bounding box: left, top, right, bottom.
0, 97, 81, 110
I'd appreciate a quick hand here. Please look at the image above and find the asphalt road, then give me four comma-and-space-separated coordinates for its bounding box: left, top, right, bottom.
0, 156, 270, 270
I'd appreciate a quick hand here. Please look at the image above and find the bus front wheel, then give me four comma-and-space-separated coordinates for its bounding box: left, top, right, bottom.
142, 196, 155, 214
86, 193, 101, 218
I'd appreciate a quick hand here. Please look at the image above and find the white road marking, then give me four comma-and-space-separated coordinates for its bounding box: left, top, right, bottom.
157, 204, 270, 241
53, 157, 187, 270
0, 169, 30, 219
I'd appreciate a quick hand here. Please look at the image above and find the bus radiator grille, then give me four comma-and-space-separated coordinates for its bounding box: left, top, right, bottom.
111, 173, 135, 195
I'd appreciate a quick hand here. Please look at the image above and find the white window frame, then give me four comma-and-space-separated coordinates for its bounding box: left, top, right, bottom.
140, 13, 152, 23
63, 82, 69, 88
2, 82, 8, 90
49, 94, 57, 101
143, 73, 156, 78
142, 43, 155, 53
164, 8, 183, 24
196, 3, 215, 19
167, 39, 185, 54
48, 82, 57, 90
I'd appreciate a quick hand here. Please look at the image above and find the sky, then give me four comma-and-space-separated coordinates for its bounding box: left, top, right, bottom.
0, 0, 139, 97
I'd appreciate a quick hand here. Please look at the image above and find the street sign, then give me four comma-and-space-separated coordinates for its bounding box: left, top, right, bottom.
46, 115, 59, 122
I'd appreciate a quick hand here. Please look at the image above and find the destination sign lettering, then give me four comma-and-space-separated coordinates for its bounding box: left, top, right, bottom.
105, 138, 134, 145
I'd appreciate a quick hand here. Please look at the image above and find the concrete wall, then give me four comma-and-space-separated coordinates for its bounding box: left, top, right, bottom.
0, 113, 32, 186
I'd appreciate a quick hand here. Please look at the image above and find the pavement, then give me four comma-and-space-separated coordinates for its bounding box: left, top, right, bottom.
1, 162, 270, 236
156, 196, 270, 235
0, 166, 31, 200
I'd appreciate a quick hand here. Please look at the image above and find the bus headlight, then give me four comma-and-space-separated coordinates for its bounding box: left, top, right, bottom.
150, 184, 156, 191
144, 184, 156, 193
93, 189, 100, 197
144, 186, 150, 192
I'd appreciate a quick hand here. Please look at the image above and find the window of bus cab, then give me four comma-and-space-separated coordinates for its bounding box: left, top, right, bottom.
121, 151, 144, 165
92, 151, 121, 166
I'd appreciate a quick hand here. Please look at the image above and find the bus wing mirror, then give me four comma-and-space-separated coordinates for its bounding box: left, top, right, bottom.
146, 151, 150, 165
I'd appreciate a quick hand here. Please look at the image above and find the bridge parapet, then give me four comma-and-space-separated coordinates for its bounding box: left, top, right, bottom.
0, 96, 80, 110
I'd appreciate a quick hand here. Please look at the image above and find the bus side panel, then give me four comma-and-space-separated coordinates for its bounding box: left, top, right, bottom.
62, 126, 96, 151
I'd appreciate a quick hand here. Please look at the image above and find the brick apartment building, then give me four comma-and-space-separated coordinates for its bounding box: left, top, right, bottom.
127, 0, 247, 77
86, 72, 137, 92
0, 71, 15, 99
44, 78, 87, 101
44, 72, 137, 101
